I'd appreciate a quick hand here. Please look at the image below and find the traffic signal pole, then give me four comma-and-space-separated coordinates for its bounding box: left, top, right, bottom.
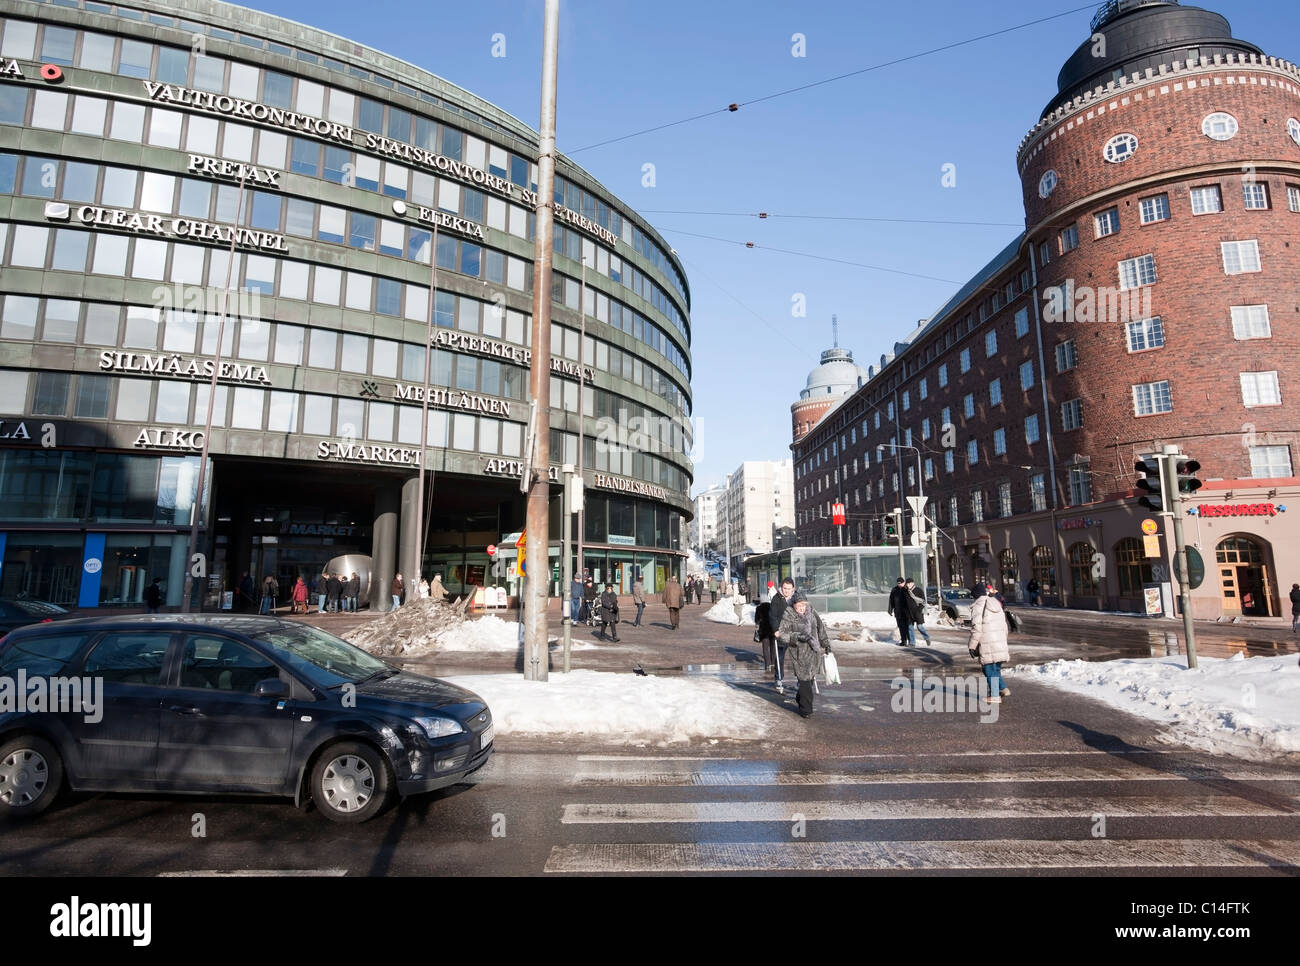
1162, 445, 1198, 668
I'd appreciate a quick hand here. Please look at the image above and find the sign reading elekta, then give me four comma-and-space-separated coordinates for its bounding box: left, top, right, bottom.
46, 203, 289, 254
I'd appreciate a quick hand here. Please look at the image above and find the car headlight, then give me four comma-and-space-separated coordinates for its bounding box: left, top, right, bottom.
414, 715, 465, 739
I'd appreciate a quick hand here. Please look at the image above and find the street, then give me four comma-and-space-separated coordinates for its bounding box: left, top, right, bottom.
3, 604, 1297, 876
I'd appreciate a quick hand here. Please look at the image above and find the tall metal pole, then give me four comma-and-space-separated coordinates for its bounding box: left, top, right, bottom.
1163, 445, 1199, 668
523, 0, 560, 682
561, 463, 573, 672
181, 168, 247, 612
576, 254, 587, 579
723, 473, 731, 586
414, 219, 439, 589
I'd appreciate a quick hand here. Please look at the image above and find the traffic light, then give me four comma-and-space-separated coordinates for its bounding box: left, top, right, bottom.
1173, 457, 1202, 496
1135, 456, 1166, 513
883, 509, 902, 539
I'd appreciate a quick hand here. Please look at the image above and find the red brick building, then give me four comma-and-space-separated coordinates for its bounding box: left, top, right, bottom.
793, 0, 1300, 618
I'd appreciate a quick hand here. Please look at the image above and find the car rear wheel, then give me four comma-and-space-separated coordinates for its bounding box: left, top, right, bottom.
0, 735, 63, 818
310, 741, 393, 823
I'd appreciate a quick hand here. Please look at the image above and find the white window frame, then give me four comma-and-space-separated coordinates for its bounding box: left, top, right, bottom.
1190, 185, 1222, 215
1202, 112, 1239, 141
1094, 207, 1120, 237
1139, 194, 1169, 224
1240, 371, 1281, 408
1288, 185, 1300, 213
1103, 133, 1139, 163
1118, 254, 1157, 290
998, 482, 1013, 518
1059, 224, 1079, 253
1055, 339, 1077, 372
1230, 304, 1271, 340
1133, 380, 1172, 416
1249, 445, 1292, 478
1242, 181, 1269, 210
1221, 240, 1261, 275
1061, 398, 1083, 431
1126, 316, 1165, 353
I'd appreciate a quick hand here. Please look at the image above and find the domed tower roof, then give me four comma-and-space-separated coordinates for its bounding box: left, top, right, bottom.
1043, 0, 1261, 117
800, 346, 868, 399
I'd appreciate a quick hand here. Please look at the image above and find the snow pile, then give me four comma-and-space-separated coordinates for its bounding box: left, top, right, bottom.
429, 614, 521, 652
343, 598, 467, 655
447, 669, 782, 743
702, 596, 748, 625
1018, 653, 1300, 760
821, 611, 899, 633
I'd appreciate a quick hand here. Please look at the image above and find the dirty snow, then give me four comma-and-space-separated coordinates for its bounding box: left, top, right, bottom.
1017, 653, 1300, 760
446, 668, 784, 744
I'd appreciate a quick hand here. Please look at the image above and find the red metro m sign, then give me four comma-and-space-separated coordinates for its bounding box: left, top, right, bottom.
832, 503, 846, 526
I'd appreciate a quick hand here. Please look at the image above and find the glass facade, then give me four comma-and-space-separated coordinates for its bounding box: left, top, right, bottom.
0, 0, 692, 609
744, 547, 925, 613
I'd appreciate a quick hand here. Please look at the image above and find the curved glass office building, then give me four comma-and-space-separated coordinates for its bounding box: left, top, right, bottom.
0, 0, 693, 610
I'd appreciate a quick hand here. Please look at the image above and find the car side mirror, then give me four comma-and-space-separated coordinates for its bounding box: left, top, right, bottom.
254, 678, 289, 698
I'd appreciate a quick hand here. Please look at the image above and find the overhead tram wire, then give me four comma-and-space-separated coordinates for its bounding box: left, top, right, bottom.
658, 227, 965, 285
566, 3, 1098, 154
636, 210, 1025, 229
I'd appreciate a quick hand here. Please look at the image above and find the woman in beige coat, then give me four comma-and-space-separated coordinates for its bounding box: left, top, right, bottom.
967, 584, 1011, 703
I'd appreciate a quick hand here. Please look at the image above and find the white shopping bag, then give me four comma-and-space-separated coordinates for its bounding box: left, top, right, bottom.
822, 652, 841, 685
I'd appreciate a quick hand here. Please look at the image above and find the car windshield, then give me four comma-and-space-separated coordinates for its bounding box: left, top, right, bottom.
944, 589, 973, 600
2, 599, 68, 617
254, 624, 390, 687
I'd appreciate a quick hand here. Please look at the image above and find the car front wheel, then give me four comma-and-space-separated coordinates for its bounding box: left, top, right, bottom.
0, 735, 63, 818
309, 741, 393, 823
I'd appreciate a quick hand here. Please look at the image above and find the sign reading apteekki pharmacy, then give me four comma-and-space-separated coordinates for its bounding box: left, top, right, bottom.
431, 331, 595, 381
47, 203, 289, 254
99, 351, 272, 386
482, 458, 560, 482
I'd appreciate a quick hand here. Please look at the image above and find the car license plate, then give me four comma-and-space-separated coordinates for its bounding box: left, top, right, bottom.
479, 725, 494, 749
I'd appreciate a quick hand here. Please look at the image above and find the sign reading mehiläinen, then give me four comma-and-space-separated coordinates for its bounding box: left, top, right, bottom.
47, 203, 289, 255
393, 385, 513, 417
98, 351, 271, 386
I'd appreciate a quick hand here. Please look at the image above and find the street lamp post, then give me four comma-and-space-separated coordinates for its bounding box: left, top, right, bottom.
880, 442, 926, 603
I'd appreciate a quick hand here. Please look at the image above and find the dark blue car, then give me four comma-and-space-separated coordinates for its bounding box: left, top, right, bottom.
0, 615, 493, 822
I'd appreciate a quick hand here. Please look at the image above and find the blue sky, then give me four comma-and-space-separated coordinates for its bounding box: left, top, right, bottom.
251, 0, 1299, 494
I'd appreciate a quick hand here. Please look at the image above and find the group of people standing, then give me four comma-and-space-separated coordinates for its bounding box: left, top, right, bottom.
568, 574, 647, 641
312, 571, 362, 614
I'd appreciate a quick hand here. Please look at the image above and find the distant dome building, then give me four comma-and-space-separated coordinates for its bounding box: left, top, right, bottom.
791, 319, 867, 443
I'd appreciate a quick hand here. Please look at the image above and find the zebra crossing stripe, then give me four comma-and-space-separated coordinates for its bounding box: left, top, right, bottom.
560, 795, 1299, 824
543, 839, 1300, 873
571, 762, 1291, 786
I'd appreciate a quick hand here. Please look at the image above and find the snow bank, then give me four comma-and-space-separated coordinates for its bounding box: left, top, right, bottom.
446, 669, 782, 743
1017, 653, 1300, 760
429, 614, 521, 652
702, 597, 743, 624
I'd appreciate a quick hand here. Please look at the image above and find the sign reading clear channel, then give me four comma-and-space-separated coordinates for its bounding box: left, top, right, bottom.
47, 203, 289, 254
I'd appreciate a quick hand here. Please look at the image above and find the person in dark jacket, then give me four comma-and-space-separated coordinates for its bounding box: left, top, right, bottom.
1290, 583, 1299, 632
582, 578, 598, 624
768, 578, 795, 692
631, 577, 646, 627
345, 572, 360, 613
143, 578, 163, 614
887, 577, 912, 645
597, 583, 621, 642
326, 572, 342, 613
905, 578, 932, 645
238, 572, 255, 612
570, 577, 583, 623
754, 598, 775, 673
776, 592, 832, 718
313, 572, 327, 614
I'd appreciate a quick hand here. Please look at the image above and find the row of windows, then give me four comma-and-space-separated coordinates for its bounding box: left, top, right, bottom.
0, 14, 690, 306
0, 294, 693, 460
0, 370, 692, 492
799, 444, 1294, 531
0, 220, 691, 418
0, 142, 691, 384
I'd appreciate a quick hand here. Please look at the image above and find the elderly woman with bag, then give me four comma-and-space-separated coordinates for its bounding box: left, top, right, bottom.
776, 592, 832, 718
968, 584, 1011, 704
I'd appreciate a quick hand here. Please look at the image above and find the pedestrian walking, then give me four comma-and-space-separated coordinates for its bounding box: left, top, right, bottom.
569, 576, 583, 622
968, 584, 1011, 703
631, 576, 646, 627
143, 577, 163, 614
683, 577, 693, 606
662, 575, 684, 630
768, 577, 795, 692
754, 596, 776, 673
906, 578, 932, 645
238, 572, 255, 612
887, 577, 912, 645
260, 574, 279, 614
1026, 577, 1041, 607
708, 575, 719, 604
291, 576, 308, 614
391, 573, 404, 611
598, 583, 621, 642
582, 577, 598, 624
776, 592, 832, 718
1290, 583, 1300, 632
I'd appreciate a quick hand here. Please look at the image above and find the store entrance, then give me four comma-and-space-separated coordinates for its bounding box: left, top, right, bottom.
1215, 535, 1276, 616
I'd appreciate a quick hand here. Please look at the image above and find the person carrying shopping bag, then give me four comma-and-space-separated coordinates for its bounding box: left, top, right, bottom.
968, 584, 1011, 704
776, 592, 832, 719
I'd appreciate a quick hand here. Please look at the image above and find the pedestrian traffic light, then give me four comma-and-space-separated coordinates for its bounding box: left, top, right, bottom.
1173, 457, 1202, 495
1135, 456, 1166, 513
